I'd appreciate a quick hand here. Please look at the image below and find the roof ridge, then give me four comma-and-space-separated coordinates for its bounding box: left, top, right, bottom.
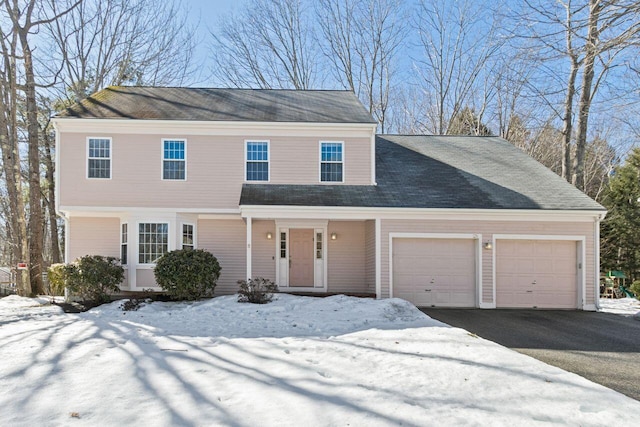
108, 86, 356, 93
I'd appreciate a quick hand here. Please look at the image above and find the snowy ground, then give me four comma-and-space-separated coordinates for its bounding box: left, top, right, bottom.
599, 296, 640, 318
1, 294, 639, 426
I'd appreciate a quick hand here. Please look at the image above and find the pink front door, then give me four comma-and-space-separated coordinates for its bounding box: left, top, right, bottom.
289, 229, 314, 287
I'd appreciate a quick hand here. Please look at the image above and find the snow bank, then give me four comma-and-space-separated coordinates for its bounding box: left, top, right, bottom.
83, 294, 442, 338
599, 296, 640, 317
1, 294, 638, 426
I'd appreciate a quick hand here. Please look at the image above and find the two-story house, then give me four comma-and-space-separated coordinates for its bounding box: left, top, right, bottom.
53, 87, 605, 310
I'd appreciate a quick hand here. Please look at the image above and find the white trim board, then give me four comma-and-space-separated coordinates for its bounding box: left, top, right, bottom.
241, 205, 605, 222
52, 118, 378, 138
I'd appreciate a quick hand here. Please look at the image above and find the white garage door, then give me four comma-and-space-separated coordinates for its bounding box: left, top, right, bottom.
392, 238, 476, 307
496, 240, 577, 309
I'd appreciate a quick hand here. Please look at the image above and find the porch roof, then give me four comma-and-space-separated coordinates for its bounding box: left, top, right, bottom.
240, 135, 605, 211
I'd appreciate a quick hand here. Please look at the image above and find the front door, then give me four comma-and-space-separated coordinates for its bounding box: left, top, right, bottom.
289, 228, 314, 287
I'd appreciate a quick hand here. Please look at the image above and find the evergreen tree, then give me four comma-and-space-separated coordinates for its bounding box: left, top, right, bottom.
447, 107, 492, 136
600, 148, 640, 281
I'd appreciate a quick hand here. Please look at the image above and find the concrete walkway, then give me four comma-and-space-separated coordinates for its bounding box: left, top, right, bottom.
420, 308, 640, 401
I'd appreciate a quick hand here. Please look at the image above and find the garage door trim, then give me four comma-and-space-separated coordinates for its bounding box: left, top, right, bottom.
492, 234, 586, 309
389, 233, 482, 307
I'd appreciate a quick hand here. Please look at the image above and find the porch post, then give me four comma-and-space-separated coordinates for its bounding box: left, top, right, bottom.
246, 216, 252, 280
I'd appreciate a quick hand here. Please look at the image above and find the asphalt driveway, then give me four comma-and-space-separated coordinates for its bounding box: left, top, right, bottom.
420, 308, 640, 401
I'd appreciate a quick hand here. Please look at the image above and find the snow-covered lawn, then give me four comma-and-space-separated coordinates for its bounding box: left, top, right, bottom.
599, 296, 640, 318
1, 294, 638, 426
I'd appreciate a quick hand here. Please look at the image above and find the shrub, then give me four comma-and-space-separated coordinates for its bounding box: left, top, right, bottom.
66, 255, 124, 302
47, 263, 69, 296
630, 280, 640, 299
120, 289, 155, 311
154, 249, 221, 300
237, 277, 278, 304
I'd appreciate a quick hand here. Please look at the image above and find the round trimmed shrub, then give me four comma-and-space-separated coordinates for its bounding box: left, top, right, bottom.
154, 249, 221, 300
66, 255, 124, 302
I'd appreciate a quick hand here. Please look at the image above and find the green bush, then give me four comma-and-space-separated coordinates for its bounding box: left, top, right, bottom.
47, 263, 69, 296
66, 255, 124, 302
630, 280, 640, 299
237, 277, 278, 304
154, 249, 221, 300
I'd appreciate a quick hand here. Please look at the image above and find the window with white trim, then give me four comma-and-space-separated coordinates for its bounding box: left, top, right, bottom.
88, 138, 111, 178
162, 140, 186, 180
320, 142, 343, 182
246, 141, 269, 181
121, 223, 128, 265
280, 232, 287, 258
182, 224, 194, 250
138, 223, 168, 264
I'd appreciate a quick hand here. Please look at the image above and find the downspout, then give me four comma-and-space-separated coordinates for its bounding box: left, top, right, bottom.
594, 212, 606, 311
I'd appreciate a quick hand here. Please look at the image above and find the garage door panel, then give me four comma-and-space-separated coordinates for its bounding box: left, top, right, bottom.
392, 238, 476, 307
496, 239, 577, 309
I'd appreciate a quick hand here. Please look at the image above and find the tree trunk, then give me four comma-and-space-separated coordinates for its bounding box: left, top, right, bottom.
573, 0, 601, 190
43, 128, 61, 264
0, 22, 31, 296
18, 13, 45, 295
561, 59, 578, 182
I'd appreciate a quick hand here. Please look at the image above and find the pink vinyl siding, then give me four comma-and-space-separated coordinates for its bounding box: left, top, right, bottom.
364, 220, 376, 293
327, 221, 367, 293
58, 133, 371, 209
380, 219, 596, 306
66, 216, 129, 291
197, 219, 247, 295
67, 217, 120, 262
251, 220, 276, 282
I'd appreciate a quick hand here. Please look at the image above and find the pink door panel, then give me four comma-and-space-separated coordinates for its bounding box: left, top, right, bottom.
289, 229, 314, 287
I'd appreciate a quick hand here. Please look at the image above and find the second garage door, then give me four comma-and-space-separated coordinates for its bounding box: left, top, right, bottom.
392, 238, 476, 307
496, 239, 578, 309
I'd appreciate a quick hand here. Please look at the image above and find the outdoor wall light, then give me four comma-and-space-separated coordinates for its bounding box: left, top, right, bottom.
331, 232, 338, 240
483, 242, 493, 250
266, 232, 273, 240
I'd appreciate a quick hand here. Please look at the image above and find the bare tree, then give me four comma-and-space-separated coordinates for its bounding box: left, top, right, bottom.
0, 19, 30, 294
316, 0, 407, 132
515, 0, 640, 187
572, 0, 640, 189
0, 0, 81, 295
413, 0, 504, 135
209, 0, 318, 89
46, 0, 195, 102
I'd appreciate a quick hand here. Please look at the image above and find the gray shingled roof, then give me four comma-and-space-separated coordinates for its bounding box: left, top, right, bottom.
240, 135, 605, 211
56, 87, 376, 124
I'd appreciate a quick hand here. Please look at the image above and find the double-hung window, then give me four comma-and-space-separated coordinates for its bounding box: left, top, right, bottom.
121, 224, 128, 265
87, 138, 111, 179
246, 141, 269, 181
182, 224, 194, 250
320, 142, 343, 182
162, 139, 186, 180
139, 223, 168, 264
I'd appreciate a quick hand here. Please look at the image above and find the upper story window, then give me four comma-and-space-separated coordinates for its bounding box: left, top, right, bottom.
87, 137, 111, 179
246, 141, 269, 181
320, 142, 343, 182
162, 139, 186, 180
139, 223, 168, 264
